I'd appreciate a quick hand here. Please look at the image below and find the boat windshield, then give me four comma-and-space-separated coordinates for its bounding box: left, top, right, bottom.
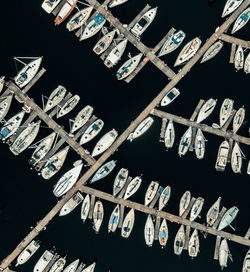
138, 18, 148, 28
167, 91, 176, 100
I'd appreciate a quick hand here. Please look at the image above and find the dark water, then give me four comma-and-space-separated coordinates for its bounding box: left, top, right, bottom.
0, 0, 249, 272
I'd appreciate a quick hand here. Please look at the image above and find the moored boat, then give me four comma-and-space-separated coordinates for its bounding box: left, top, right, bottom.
54, 0, 78, 25
222, 0, 244, 18
206, 197, 221, 226
234, 45, 244, 71
160, 88, 180, 107
66, 6, 93, 31
93, 200, 104, 233
195, 129, 206, 160
145, 181, 159, 206
231, 7, 250, 33
233, 107, 245, 133
33, 250, 54, 272
158, 218, 168, 248
0, 76, 5, 93
164, 119, 175, 149
158, 186, 171, 211
109, 0, 128, 8
248, 161, 250, 175
200, 41, 224, 63
179, 191, 191, 217
190, 197, 204, 222
242, 249, 250, 272
0, 95, 13, 122
244, 52, 250, 73
231, 142, 243, 173
90, 160, 116, 183
123, 176, 142, 200
174, 225, 185, 255
188, 229, 200, 258
41, 0, 61, 13
219, 98, 234, 128
93, 30, 117, 55
196, 98, 217, 124
81, 194, 90, 222
108, 204, 120, 233
49, 256, 66, 272
59, 192, 83, 216
218, 206, 239, 231
79, 119, 104, 145
144, 215, 154, 247
113, 168, 129, 196
178, 126, 192, 157
81, 262, 96, 272
16, 240, 40, 267
70, 105, 93, 134
219, 239, 230, 269
57, 95, 80, 118
121, 208, 135, 238
215, 140, 229, 172
44, 85, 67, 113
63, 259, 79, 272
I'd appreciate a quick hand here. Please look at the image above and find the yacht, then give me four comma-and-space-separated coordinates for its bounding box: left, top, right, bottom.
109, 0, 128, 8
53, 162, 83, 197
41, 0, 61, 13
59, 192, 83, 216
219, 98, 234, 128
234, 45, 244, 71
218, 206, 239, 231
123, 176, 142, 200
57, 95, 80, 118
66, 6, 93, 31
108, 204, 120, 233
145, 181, 159, 206
164, 119, 175, 149
196, 98, 217, 124
215, 140, 229, 172
178, 126, 192, 157
158, 30, 186, 57
174, 225, 185, 255
0, 76, 5, 93
90, 160, 116, 183
113, 168, 129, 196
194, 129, 206, 160
63, 259, 79, 272
54, 0, 78, 25
104, 39, 128, 68
93, 201, 104, 233
174, 38, 201, 67
231, 7, 250, 33
93, 30, 116, 55
70, 105, 93, 134
222, 0, 244, 17
188, 229, 199, 258
233, 107, 245, 133
81, 194, 90, 222
200, 41, 224, 63
158, 186, 171, 211
206, 197, 221, 226
242, 249, 250, 272
81, 262, 96, 272
41, 146, 70, 179
179, 191, 191, 217
231, 142, 243, 173
33, 250, 54, 272
244, 52, 250, 73
79, 119, 104, 145
0, 95, 13, 122
116, 53, 143, 80
158, 218, 168, 248
49, 256, 66, 272
219, 239, 230, 269
16, 240, 40, 266
160, 88, 180, 106
131, 7, 158, 37
91, 129, 118, 157
121, 208, 135, 238
190, 197, 204, 222
10, 121, 41, 155
44, 85, 67, 113
144, 215, 154, 247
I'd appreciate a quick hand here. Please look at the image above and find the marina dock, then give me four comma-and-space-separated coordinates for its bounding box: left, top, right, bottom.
220, 34, 250, 49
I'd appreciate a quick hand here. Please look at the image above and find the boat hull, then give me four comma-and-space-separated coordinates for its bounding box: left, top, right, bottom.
54, 0, 78, 25
79, 119, 104, 145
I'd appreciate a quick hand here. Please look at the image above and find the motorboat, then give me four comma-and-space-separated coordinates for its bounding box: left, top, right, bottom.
33, 250, 54, 272
190, 197, 204, 222
43, 85, 67, 113
244, 52, 250, 73
219, 98, 234, 128
49, 256, 66, 272
70, 105, 93, 134
196, 98, 217, 123
215, 140, 229, 172
0, 76, 5, 93
158, 218, 168, 248
113, 168, 129, 196
218, 206, 239, 231
231, 142, 243, 173
93, 200, 104, 233
79, 119, 104, 145
54, 0, 78, 25
81, 262, 96, 272
91, 129, 118, 157
164, 119, 175, 149
144, 215, 154, 247
41, 0, 61, 13
206, 197, 221, 226
234, 45, 244, 71
109, 0, 128, 8
16, 240, 40, 266
242, 249, 250, 272
121, 208, 135, 238
231, 7, 250, 33
200, 41, 224, 63
0, 95, 13, 122
59, 192, 83, 216
131, 7, 158, 37
63, 259, 79, 272
160, 88, 180, 107
158, 30, 186, 57
116, 53, 143, 80
41, 146, 70, 179
10, 121, 41, 155
194, 129, 206, 160
188, 229, 199, 258
145, 181, 159, 206
123, 176, 142, 200
81, 194, 90, 222
127, 116, 153, 142
66, 6, 93, 31
90, 160, 116, 183
222, 0, 244, 18
53, 161, 83, 197
56, 95, 80, 118
108, 204, 120, 233
179, 191, 191, 217
233, 107, 245, 133
174, 225, 185, 255
178, 126, 192, 157
219, 239, 230, 269
174, 38, 201, 67
93, 30, 116, 55
158, 186, 171, 211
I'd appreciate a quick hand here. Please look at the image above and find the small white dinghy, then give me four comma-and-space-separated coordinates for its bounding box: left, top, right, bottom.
144, 215, 154, 247
81, 194, 90, 222
160, 88, 180, 106
164, 119, 175, 149
93, 29, 117, 55
79, 119, 104, 145
121, 208, 135, 238
93, 200, 104, 233
123, 176, 142, 200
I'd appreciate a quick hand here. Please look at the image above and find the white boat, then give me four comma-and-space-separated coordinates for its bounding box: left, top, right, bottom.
158, 30, 186, 57
81, 262, 96, 272
190, 197, 204, 222
0, 95, 13, 122
14, 57, 42, 88
178, 126, 192, 157
10, 121, 41, 155
41, 146, 70, 179
200, 41, 224, 63
63, 259, 79, 272
90, 160, 116, 183
158, 186, 171, 211
53, 162, 83, 197
49, 257, 66, 272
116, 53, 143, 80
233, 107, 245, 133
104, 39, 128, 68
66, 6, 93, 31
248, 161, 250, 175
127, 116, 154, 142
80, 13, 106, 41
231, 142, 243, 173
174, 38, 201, 67
29, 132, 56, 166
0, 76, 5, 93
108, 204, 120, 233
44, 85, 67, 113
195, 129, 206, 160
79, 119, 104, 145
242, 249, 250, 272
215, 140, 229, 172
123, 176, 142, 200
158, 218, 168, 248
33, 250, 54, 272
219, 239, 229, 269
219, 98, 234, 128
0, 110, 25, 141
113, 168, 129, 196
91, 129, 118, 157
131, 7, 158, 37
144, 215, 154, 247
164, 119, 175, 149
81, 194, 90, 222
179, 191, 191, 217
206, 197, 222, 226
59, 192, 83, 216
54, 0, 78, 25
70, 105, 93, 134
244, 52, 250, 73
93, 200, 104, 233
160, 88, 180, 107
196, 98, 217, 123
231, 7, 250, 33
93, 30, 116, 55
218, 206, 239, 231
145, 181, 159, 206
174, 225, 185, 255
234, 45, 244, 71
188, 229, 200, 258
57, 95, 80, 118
16, 240, 40, 267
41, 0, 61, 13
121, 208, 135, 238
222, 0, 244, 17
109, 0, 128, 8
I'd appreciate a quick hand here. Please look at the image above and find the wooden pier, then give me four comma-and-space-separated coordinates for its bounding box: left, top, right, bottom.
220, 34, 250, 49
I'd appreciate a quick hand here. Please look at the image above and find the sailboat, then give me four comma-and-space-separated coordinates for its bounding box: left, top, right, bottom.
90, 160, 116, 183
113, 168, 129, 196
144, 181, 159, 206
190, 197, 204, 222
188, 229, 200, 258
81, 194, 90, 222
244, 52, 250, 73
234, 45, 244, 71
231, 7, 250, 34
194, 129, 206, 160
93, 200, 104, 233
123, 176, 142, 200
66, 6, 93, 31
70, 105, 93, 134
196, 98, 217, 124
232, 107, 245, 133
158, 186, 171, 211
231, 142, 244, 173
93, 29, 117, 55
179, 191, 191, 217
222, 0, 244, 18
200, 41, 224, 63
79, 119, 104, 145
121, 208, 135, 238
219, 239, 232, 269
56, 95, 80, 118
109, 0, 128, 8
59, 192, 83, 216
144, 215, 154, 247
174, 225, 185, 255
219, 98, 234, 128
218, 206, 239, 231
0, 76, 5, 93
206, 197, 221, 226
0, 95, 13, 122
158, 219, 168, 248
164, 119, 175, 149
108, 204, 120, 233
43, 85, 67, 113
178, 126, 192, 157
